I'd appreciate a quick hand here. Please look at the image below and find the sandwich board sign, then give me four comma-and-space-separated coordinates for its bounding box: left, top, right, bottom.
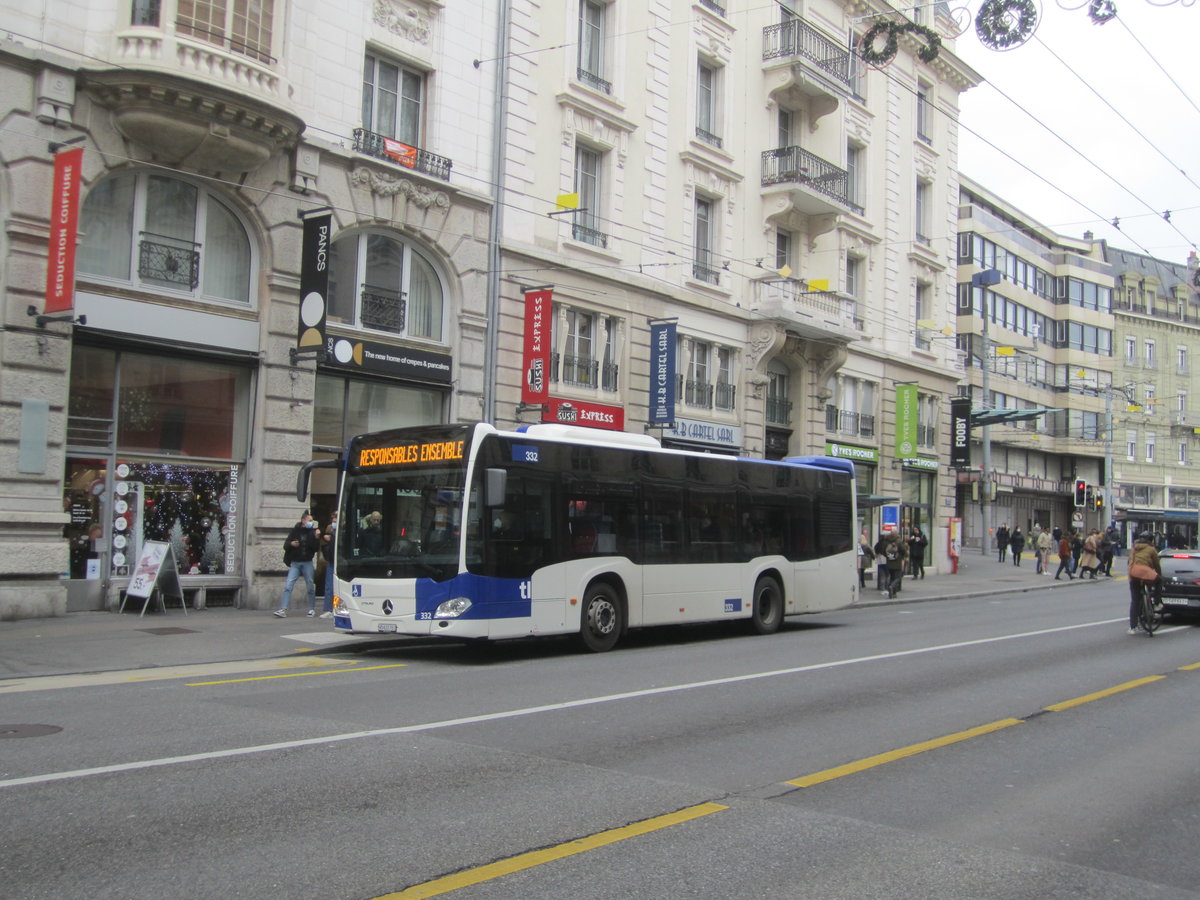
121, 540, 186, 616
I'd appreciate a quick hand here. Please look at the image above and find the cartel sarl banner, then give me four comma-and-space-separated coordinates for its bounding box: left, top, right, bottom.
297, 213, 331, 351
950, 397, 972, 468
521, 288, 551, 405
45, 146, 84, 314
649, 320, 676, 424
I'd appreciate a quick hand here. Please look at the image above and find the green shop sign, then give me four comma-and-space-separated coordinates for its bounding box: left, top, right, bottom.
825, 442, 879, 463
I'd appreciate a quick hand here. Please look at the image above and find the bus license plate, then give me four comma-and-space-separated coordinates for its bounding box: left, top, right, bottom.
377, 623, 398, 633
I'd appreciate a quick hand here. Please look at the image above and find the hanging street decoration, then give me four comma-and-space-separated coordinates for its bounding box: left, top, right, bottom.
975, 0, 1040, 50
859, 18, 942, 66
1088, 0, 1118, 24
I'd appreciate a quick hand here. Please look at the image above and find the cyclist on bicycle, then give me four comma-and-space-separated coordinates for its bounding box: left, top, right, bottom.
1127, 531, 1163, 635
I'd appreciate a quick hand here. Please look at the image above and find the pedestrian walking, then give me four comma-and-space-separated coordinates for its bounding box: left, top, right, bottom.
907, 526, 928, 579
319, 510, 338, 619
275, 510, 322, 618
1009, 527, 1025, 566
881, 531, 908, 599
1053, 533, 1074, 580
996, 523, 1010, 563
1078, 530, 1100, 579
857, 530, 875, 589
1099, 529, 1114, 576
1070, 530, 1082, 575
874, 532, 890, 594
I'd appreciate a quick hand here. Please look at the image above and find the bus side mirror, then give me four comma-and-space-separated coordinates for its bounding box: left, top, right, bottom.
485, 468, 507, 507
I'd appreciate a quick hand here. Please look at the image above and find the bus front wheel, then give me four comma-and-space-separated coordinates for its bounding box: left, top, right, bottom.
750, 575, 784, 635
580, 583, 623, 652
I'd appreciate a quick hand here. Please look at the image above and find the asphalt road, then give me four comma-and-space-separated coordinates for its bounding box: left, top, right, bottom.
2, 580, 1199, 899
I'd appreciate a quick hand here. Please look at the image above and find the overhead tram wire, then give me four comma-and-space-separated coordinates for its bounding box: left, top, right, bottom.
1115, 14, 1200, 122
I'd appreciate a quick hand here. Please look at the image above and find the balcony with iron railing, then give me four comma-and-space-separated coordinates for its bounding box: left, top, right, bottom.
766, 395, 793, 426
601, 362, 619, 392
554, 353, 599, 388
698, 0, 726, 15
715, 381, 736, 411
762, 17, 851, 115
571, 216, 609, 249
360, 284, 406, 334
682, 379, 714, 408
576, 67, 612, 95
695, 127, 723, 149
762, 146, 861, 216
692, 251, 721, 286
353, 129, 453, 181
825, 405, 876, 439
139, 232, 200, 289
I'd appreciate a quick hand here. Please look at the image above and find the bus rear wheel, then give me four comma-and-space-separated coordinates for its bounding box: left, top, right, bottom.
580, 583, 623, 652
749, 575, 784, 635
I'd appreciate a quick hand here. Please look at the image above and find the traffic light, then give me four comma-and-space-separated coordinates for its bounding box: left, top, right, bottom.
1095, 490, 1104, 510
1074, 479, 1086, 507
1086, 485, 1095, 508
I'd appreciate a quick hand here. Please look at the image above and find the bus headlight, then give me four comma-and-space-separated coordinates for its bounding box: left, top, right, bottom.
433, 597, 472, 619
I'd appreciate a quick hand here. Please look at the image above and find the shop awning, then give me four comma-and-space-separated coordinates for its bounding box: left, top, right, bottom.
858, 494, 900, 508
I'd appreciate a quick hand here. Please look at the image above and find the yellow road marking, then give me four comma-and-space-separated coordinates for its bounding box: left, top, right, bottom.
1042, 675, 1165, 711
0, 657, 365, 693
786, 718, 1023, 788
187, 663, 406, 685
1179, 661, 1200, 671
374, 802, 728, 899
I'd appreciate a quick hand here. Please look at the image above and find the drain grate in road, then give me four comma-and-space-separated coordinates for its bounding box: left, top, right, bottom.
137, 627, 198, 635
0, 724, 63, 739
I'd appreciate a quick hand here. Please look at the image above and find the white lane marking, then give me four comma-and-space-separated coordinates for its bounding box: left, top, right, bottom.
0, 618, 1134, 789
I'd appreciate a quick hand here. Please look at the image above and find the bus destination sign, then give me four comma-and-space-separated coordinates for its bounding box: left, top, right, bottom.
358, 439, 465, 468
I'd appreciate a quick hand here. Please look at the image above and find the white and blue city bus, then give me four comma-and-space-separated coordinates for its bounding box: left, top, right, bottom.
316, 421, 857, 651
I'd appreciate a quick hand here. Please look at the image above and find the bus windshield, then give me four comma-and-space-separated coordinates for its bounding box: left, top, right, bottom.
338, 467, 465, 582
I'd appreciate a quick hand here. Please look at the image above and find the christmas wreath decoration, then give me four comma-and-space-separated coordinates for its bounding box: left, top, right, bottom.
975, 0, 1038, 51
1088, 0, 1117, 24
859, 20, 942, 67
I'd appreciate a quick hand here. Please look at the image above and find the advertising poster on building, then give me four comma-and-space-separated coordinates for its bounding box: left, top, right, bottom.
649, 320, 676, 425
894, 384, 918, 458
541, 398, 624, 431
45, 146, 83, 314
521, 288, 551, 405
296, 212, 331, 351
950, 397, 972, 468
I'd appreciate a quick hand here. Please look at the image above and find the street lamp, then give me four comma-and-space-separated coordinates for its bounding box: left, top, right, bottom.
972, 268, 1001, 556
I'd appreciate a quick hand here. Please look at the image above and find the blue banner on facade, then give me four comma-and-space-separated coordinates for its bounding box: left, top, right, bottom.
649, 321, 676, 424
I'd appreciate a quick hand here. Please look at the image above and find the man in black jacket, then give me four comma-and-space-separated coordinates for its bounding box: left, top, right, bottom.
275, 510, 322, 618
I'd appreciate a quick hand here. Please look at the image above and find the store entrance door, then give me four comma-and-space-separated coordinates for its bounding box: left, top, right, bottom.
63, 457, 111, 611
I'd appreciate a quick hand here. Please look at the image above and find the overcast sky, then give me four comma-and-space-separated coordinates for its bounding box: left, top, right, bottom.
953, 1, 1199, 266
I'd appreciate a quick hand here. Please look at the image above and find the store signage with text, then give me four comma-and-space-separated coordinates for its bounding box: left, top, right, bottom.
541, 398, 625, 431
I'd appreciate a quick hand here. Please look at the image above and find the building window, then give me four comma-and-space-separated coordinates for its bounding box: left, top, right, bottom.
914, 282, 931, 350
561, 307, 597, 387
1125, 336, 1137, 364
1180, 442, 1188, 466
1178, 346, 1189, 374
766, 366, 791, 425
362, 53, 423, 147
916, 82, 931, 142
715, 346, 736, 410
915, 180, 930, 245
846, 255, 861, 298
1126, 430, 1137, 460
778, 109, 794, 150
696, 60, 721, 147
176, 0, 274, 63
683, 338, 713, 407
132, 0, 160, 26
1146, 433, 1156, 463
573, 144, 607, 247
1144, 339, 1156, 369
601, 315, 620, 392
693, 196, 719, 284
578, 0, 610, 93
918, 393, 937, 448
78, 172, 252, 304
775, 230, 792, 273
846, 144, 862, 208
327, 232, 445, 341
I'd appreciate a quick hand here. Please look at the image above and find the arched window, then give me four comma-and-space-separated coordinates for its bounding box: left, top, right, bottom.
77, 172, 253, 303
327, 231, 445, 342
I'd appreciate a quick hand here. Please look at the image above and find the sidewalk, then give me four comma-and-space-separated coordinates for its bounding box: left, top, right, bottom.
0, 556, 1112, 680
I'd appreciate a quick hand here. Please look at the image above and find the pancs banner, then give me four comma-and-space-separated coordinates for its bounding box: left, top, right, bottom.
649, 320, 676, 425
520, 288, 551, 405
894, 384, 918, 458
45, 146, 84, 314
297, 212, 331, 351
950, 397, 972, 468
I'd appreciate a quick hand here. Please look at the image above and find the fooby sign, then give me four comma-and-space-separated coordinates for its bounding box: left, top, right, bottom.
541, 398, 624, 431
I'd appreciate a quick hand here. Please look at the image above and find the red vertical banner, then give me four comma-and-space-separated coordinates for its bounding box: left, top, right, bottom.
44, 146, 84, 314
520, 288, 552, 405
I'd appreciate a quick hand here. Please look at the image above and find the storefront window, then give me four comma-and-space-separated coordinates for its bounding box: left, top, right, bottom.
64, 345, 251, 582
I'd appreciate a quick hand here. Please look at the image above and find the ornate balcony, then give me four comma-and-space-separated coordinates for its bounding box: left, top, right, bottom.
762, 146, 861, 222
353, 129, 453, 182
762, 17, 851, 124
82, 25, 301, 174
751, 278, 860, 344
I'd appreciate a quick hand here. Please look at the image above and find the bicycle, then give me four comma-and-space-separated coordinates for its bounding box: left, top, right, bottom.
1136, 579, 1161, 636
